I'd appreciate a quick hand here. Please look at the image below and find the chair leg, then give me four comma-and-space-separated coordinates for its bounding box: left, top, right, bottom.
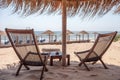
43, 56, 48, 71
44, 66, 48, 72
83, 62, 90, 71
24, 64, 30, 70
100, 59, 108, 69
79, 62, 83, 66
40, 65, 45, 80
79, 61, 90, 71
16, 63, 22, 76
59, 57, 62, 61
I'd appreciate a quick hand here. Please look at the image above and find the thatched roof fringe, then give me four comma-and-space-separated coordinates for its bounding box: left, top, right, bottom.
115, 6, 120, 14
0, 0, 120, 17
114, 0, 120, 14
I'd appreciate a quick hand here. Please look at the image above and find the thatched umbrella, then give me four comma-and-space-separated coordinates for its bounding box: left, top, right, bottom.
93, 32, 99, 40
42, 30, 54, 42
78, 30, 89, 41
1, 0, 120, 66
0, 30, 6, 45
66, 30, 73, 41
76, 33, 81, 41
60, 30, 73, 41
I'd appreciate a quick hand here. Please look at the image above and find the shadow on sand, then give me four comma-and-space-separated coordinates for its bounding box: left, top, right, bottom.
0, 61, 120, 80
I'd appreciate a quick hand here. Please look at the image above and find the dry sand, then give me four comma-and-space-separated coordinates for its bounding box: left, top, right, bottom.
0, 42, 120, 80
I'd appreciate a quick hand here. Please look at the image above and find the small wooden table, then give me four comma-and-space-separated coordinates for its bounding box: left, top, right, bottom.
49, 52, 70, 66
42, 48, 60, 53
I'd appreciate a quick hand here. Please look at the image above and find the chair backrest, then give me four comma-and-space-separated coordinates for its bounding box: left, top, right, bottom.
5, 28, 43, 62
87, 31, 117, 59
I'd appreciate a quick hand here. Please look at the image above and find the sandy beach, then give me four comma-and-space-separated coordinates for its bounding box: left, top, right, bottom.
1, 0, 120, 80
0, 42, 120, 80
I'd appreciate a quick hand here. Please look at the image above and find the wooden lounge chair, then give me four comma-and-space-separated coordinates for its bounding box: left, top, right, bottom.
74, 31, 117, 71
5, 28, 48, 80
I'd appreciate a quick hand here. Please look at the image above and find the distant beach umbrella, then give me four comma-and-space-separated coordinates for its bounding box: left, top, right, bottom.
66, 30, 73, 41
93, 32, 99, 40
78, 30, 89, 41
42, 30, 54, 35
42, 30, 54, 42
76, 33, 81, 41
79, 31, 89, 34
66, 30, 73, 35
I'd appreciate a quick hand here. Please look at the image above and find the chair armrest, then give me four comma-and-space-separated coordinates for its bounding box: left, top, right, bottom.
27, 52, 38, 55
41, 53, 50, 56
41, 53, 50, 59
23, 52, 35, 61
74, 50, 90, 54
27, 52, 49, 56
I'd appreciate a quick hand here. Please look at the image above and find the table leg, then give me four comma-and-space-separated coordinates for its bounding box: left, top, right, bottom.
59, 57, 62, 61
67, 55, 70, 65
50, 57, 53, 66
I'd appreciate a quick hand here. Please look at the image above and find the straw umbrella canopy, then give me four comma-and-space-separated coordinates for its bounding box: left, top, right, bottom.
79, 30, 89, 34
1, 0, 120, 17
1, 0, 120, 66
66, 30, 73, 35
66, 30, 73, 41
78, 30, 89, 40
42, 30, 54, 42
76, 33, 81, 41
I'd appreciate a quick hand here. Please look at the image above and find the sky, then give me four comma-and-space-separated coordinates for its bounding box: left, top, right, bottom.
0, 7, 120, 31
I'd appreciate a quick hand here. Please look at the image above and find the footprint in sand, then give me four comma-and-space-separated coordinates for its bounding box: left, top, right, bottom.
44, 77, 54, 80
26, 75, 39, 80
57, 73, 69, 78
48, 71, 54, 74
0, 78, 6, 80
89, 74, 98, 77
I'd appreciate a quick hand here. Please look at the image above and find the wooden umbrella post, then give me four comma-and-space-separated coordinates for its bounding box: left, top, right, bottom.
0, 35, 1, 45
49, 34, 50, 43
62, 0, 67, 66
